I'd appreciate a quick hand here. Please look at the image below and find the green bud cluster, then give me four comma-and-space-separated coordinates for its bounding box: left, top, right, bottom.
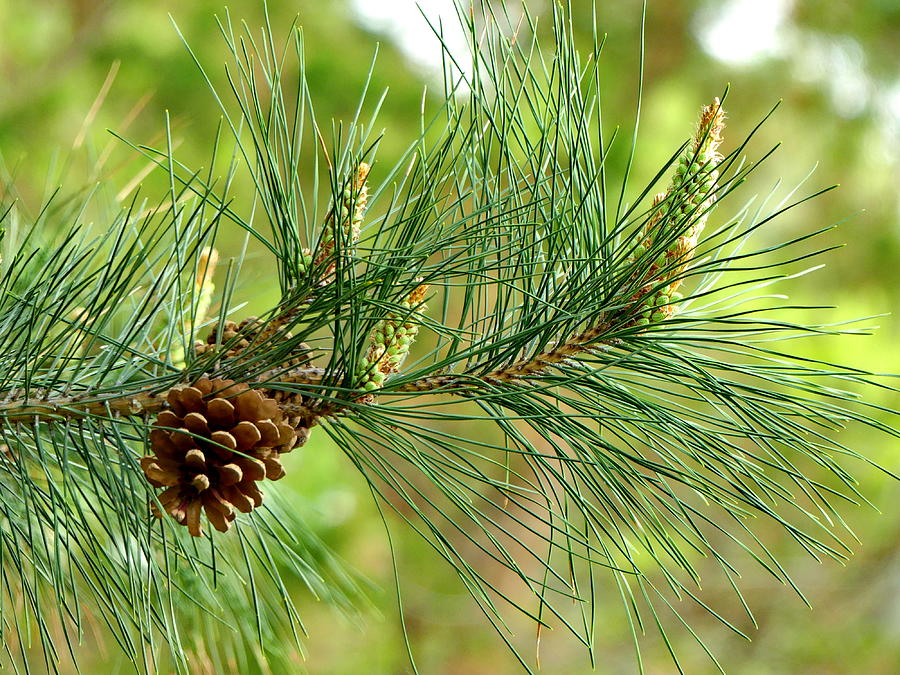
322, 162, 370, 252
356, 285, 427, 395
298, 163, 370, 278
635, 288, 685, 326
627, 99, 724, 328
671, 98, 725, 225
297, 249, 314, 276
669, 155, 718, 226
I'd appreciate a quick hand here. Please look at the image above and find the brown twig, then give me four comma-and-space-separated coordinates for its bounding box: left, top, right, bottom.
0, 320, 615, 426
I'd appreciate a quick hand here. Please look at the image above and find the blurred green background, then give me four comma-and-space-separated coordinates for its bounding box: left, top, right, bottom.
1, 0, 898, 672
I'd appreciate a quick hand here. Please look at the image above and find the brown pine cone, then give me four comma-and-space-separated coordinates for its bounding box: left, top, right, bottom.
269, 388, 316, 442
140, 377, 298, 536
194, 317, 312, 369
193, 320, 251, 359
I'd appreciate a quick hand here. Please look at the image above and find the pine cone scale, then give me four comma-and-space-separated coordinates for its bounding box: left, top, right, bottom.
206, 398, 235, 427
184, 448, 206, 470
157, 410, 181, 428
183, 412, 210, 435
185, 500, 202, 537
256, 419, 280, 446
232, 420, 262, 448
236, 456, 266, 482
171, 430, 198, 453
209, 430, 238, 452
219, 463, 243, 486
190, 474, 210, 492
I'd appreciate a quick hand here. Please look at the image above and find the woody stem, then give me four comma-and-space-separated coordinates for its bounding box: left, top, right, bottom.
0, 319, 622, 426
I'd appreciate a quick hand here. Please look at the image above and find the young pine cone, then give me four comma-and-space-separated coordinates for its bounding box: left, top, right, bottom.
194, 317, 312, 369
193, 318, 258, 359
140, 377, 298, 536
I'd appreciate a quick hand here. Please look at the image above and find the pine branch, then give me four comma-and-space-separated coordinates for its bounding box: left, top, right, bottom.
0, 101, 725, 425
0, 3, 895, 673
